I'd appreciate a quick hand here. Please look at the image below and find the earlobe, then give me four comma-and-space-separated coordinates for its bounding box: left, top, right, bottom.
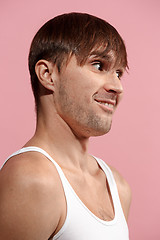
35, 60, 55, 91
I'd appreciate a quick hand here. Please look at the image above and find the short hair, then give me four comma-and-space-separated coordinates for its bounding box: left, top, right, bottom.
28, 12, 128, 109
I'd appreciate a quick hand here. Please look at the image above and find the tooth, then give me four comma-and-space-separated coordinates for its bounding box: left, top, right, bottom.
105, 103, 113, 107
97, 101, 113, 107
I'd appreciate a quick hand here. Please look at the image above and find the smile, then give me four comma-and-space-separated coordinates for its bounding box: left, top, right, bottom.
98, 102, 114, 107
94, 99, 115, 113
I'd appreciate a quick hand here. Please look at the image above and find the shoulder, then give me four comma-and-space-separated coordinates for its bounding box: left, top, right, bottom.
109, 165, 132, 221
0, 151, 63, 195
0, 151, 65, 239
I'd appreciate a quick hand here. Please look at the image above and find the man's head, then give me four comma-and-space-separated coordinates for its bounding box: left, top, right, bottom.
28, 12, 128, 111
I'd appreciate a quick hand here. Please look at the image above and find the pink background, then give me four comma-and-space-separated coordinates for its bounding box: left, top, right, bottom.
0, 0, 159, 239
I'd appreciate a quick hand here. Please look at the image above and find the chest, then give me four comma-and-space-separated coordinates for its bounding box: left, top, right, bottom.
64, 168, 115, 221
53, 166, 129, 240
52, 161, 129, 240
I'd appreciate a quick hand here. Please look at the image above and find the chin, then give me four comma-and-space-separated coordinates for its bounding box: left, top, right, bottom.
93, 127, 112, 137
71, 114, 113, 138
87, 121, 112, 137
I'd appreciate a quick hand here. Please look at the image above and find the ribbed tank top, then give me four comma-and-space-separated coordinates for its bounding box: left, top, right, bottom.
1, 147, 129, 240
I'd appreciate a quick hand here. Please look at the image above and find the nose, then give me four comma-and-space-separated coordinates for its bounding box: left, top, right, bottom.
104, 73, 123, 95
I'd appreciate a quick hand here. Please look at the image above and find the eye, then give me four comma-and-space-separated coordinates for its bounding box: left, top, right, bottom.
116, 70, 123, 79
92, 61, 104, 71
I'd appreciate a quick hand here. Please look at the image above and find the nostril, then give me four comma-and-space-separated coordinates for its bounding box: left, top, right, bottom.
108, 88, 123, 95
108, 89, 117, 94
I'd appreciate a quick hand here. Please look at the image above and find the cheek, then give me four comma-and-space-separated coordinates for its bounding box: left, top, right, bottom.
67, 79, 94, 100
61, 68, 99, 102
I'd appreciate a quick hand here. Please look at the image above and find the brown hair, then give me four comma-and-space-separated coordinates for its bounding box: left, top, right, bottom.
28, 12, 128, 109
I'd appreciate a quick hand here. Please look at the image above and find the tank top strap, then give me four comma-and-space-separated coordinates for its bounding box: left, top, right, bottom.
94, 156, 116, 188
93, 156, 125, 217
1, 147, 60, 172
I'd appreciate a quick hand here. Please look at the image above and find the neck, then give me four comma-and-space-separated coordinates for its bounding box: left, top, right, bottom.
27, 106, 91, 170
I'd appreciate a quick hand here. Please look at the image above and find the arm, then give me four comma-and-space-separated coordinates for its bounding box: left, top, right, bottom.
0, 155, 63, 240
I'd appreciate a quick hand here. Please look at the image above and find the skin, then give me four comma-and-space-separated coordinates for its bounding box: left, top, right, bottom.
0, 55, 131, 240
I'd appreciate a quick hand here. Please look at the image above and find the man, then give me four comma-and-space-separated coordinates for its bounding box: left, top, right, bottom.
0, 13, 131, 240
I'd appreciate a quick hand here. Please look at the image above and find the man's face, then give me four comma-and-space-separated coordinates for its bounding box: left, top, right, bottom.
53, 55, 123, 138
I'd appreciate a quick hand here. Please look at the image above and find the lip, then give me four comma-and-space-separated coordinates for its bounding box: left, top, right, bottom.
94, 99, 116, 113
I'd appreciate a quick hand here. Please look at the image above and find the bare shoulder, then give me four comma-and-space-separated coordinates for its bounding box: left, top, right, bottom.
0, 152, 65, 240
109, 165, 132, 221
0, 151, 63, 196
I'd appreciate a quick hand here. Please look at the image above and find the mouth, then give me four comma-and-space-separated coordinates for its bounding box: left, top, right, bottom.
94, 99, 116, 113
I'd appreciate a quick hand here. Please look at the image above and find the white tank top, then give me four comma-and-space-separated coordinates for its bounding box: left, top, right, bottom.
1, 147, 129, 240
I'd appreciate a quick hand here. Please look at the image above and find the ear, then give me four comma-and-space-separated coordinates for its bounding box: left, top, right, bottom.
35, 60, 58, 92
